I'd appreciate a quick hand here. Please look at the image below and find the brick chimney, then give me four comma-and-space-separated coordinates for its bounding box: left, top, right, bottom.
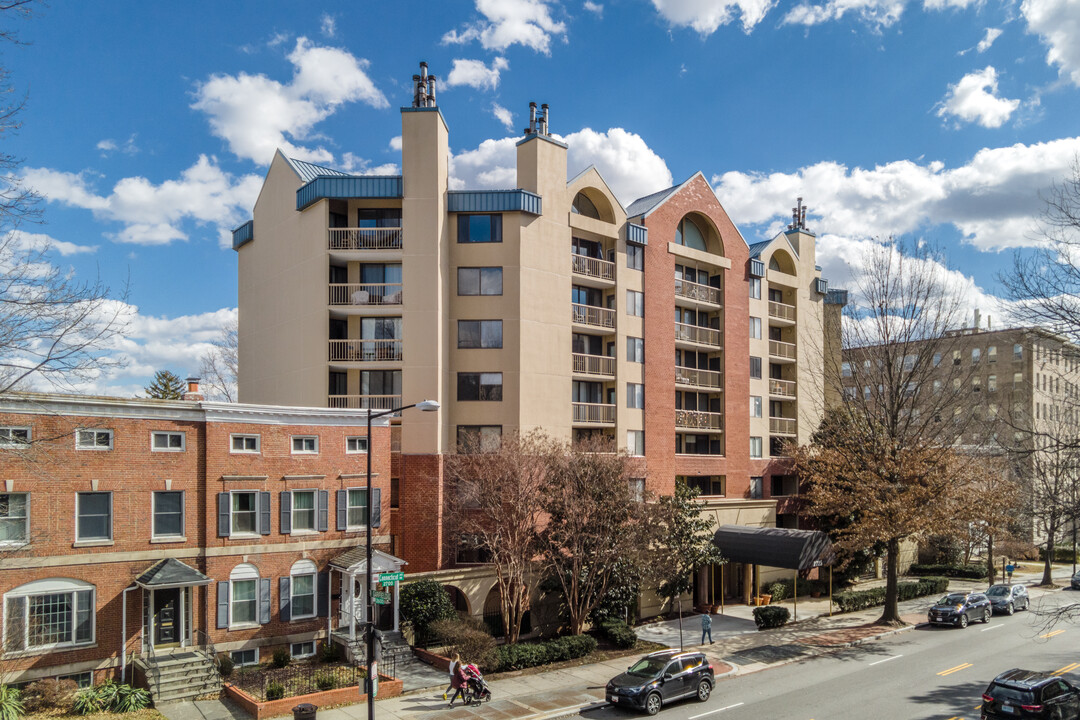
182, 377, 205, 402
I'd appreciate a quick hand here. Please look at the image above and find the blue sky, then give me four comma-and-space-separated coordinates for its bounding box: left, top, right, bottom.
7, 0, 1080, 395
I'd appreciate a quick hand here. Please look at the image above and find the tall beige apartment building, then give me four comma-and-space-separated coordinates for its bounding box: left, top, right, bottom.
234, 64, 843, 617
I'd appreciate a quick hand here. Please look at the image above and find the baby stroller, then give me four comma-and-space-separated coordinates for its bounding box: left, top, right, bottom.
463, 663, 492, 703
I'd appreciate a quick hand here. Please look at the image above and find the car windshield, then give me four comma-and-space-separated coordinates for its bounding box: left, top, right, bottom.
987, 586, 1010, 597
989, 684, 1036, 704
627, 657, 669, 677
940, 593, 968, 605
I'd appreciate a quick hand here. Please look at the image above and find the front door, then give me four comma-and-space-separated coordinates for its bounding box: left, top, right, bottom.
153, 588, 181, 647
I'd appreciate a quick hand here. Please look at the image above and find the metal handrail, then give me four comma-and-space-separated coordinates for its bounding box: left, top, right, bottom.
328, 395, 402, 410
675, 322, 721, 347
328, 227, 402, 251
329, 339, 403, 362
329, 283, 403, 306
145, 635, 162, 693
572, 402, 616, 424
769, 378, 797, 397
675, 366, 722, 388
572, 353, 616, 376
571, 254, 615, 281
674, 278, 722, 305
769, 340, 797, 359
768, 301, 796, 321
571, 303, 616, 329
675, 409, 724, 430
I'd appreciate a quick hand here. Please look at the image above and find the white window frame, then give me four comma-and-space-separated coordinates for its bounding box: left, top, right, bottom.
291, 436, 319, 455
229, 491, 259, 537
750, 317, 762, 339
151, 491, 185, 540
289, 559, 318, 621
290, 490, 317, 533
75, 492, 112, 542
346, 488, 368, 530
230, 434, 260, 454
626, 290, 644, 317
229, 564, 260, 629
345, 436, 369, 454
0, 493, 29, 547
231, 648, 259, 666
0, 427, 31, 449
750, 396, 762, 418
627, 430, 644, 457
3, 579, 96, 652
150, 431, 186, 452
749, 278, 761, 300
75, 429, 113, 451
750, 437, 763, 458
627, 383, 644, 409
627, 337, 644, 363
291, 641, 316, 659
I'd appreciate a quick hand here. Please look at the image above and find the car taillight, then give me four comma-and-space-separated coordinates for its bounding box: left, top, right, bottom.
707, 665, 713, 671
1021, 704, 1043, 712
981, 693, 994, 703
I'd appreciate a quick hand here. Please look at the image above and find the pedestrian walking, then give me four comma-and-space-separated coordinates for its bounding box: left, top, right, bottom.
442, 652, 460, 701
448, 657, 469, 707
701, 612, 714, 644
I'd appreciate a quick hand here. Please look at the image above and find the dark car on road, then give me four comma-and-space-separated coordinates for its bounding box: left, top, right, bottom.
987, 584, 1030, 615
606, 650, 715, 715
982, 669, 1080, 719
1071, 571, 1080, 590
928, 591, 992, 628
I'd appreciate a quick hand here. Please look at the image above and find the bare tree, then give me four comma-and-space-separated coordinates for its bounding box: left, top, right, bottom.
198, 318, 237, 402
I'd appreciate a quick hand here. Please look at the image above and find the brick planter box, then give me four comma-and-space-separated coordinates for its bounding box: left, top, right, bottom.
412, 647, 451, 671
223, 675, 403, 720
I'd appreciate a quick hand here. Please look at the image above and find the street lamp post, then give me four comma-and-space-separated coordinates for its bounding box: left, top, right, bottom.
365, 399, 439, 720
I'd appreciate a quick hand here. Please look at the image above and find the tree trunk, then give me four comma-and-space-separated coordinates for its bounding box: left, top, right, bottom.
879, 538, 902, 625
1042, 515, 1058, 586
987, 534, 995, 585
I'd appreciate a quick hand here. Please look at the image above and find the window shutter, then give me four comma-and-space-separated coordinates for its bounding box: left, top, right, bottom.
217, 493, 230, 537
317, 572, 330, 618
4, 596, 25, 652
259, 578, 271, 624
371, 488, 382, 528
279, 491, 292, 535
216, 582, 229, 629
336, 490, 347, 530
259, 491, 271, 535
317, 490, 329, 532
279, 577, 291, 622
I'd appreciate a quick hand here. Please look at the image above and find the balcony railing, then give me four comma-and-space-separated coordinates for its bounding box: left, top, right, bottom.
675, 322, 721, 348
768, 301, 796, 322
329, 283, 403, 306
675, 410, 724, 430
675, 278, 722, 305
769, 340, 797, 360
328, 394, 402, 411
328, 227, 402, 251
328, 339, 403, 362
770, 417, 798, 435
769, 378, 797, 397
572, 303, 616, 330
571, 255, 615, 282
572, 353, 616, 377
572, 402, 616, 424
675, 366, 722, 389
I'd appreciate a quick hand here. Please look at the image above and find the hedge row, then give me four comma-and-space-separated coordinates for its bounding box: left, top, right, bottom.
1039, 546, 1079, 563
833, 577, 949, 614
598, 620, 637, 649
909, 564, 988, 579
494, 634, 598, 671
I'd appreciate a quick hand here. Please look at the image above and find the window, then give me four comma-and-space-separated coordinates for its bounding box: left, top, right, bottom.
229, 564, 259, 627
627, 337, 644, 363
627, 430, 644, 456
457, 267, 502, 295
291, 436, 318, 454
1014, 344, 1023, 360
0, 494, 28, 545
76, 493, 111, 542
988, 346, 997, 363
58, 672, 93, 689
629, 478, 645, 502
749, 317, 762, 339
291, 641, 315, 659
626, 290, 644, 317
750, 396, 762, 418
903, 354, 915, 372
749, 476, 763, 499
0, 427, 30, 448
457, 214, 502, 243
458, 372, 503, 401
75, 429, 112, 451
933, 353, 942, 367
230, 434, 259, 453
231, 649, 258, 666
3, 579, 95, 652
345, 489, 369, 529
841, 362, 852, 378
152, 491, 184, 539
289, 560, 317, 620
749, 278, 761, 299
627, 244, 644, 271
458, 320, 503, 349
231, 492, 258, 535
750, 437, 763, 458
674, 217, 707, 251
988, 375, 997, 392
290, 491, 316, 532
627, 383, 644, 409
346, 436, 368, 454
952, 350, 961, 366
844, 387, 856, 401
1014, 372, 1023, 387
972, 376, 981, 392
972, 348, 981, 365
151, 431, 185, 452
750, 357, 762, 379
684, 476, 725, 496
933, 379, 942, 394
456, 425, 502, 453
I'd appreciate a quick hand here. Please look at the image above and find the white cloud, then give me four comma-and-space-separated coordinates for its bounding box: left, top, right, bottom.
191, 37, 388, 166
96, 134, 139, 157
711, 136, 1080, 251
96, 140, 116, 152
23, 155, 262, 248
977, 27, 1003, 52
782, 0, 906, 27
652, 0, 777, 34
320, 13, 336, 38
936, 66, 1020, 128
445, 57, 510, 91
449, 137, 519, 191
1022, 0, 1080, 86
339, 152, 400, 176
492, 103, 515, 131
584, 1, 604, 15
443, 0, 567, 54
7, 229, 97, 257
389, 136, 402, 151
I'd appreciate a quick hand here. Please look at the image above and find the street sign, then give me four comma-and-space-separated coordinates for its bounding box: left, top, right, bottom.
372, 595, 390, 605
378, 571, 405, 584
372, 590, 391, 604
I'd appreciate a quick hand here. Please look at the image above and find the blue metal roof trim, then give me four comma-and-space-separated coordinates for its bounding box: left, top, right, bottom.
749, 258, 765, 278
448, 189, 542, 215
825, 288, 849, 305
231, 220, 253, 250
627, 223, 648, 246
296, 175, 404, 210
747, 240, 771, 259
286, 157, 353, 184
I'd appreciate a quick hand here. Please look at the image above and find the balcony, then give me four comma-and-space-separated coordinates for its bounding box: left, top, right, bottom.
674, 278, 722, 306
328, 227, 402, 251
572, 402, 616, 425
571, 255, 615, 283
572, 304, 616, 331
769, 340, 797, 361
572, 353, 616, 378
768, 301, 796, 324
329, 283, 403, 306
328, 339, 403, 362
676, 410, 724, 431
675, 366, 722, 389
328, 394, 402, 411
769, 378, 797, 398
675, 322, 721, 349
770, 417, 797, 435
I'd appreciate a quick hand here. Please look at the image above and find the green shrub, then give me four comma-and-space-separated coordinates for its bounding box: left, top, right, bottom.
72, 682, 148, 715
400, 579, 458, 644
431, 616, 498, 670
1039, 546, 1079, 563
217, 654, 235, 678
319, 640, 343, 663
0, 686, 24, 720
494, 634, 597, 671
111, 685, 150, 713
832, 576, 949, 613
23, 679, 78, 713
314, 673, 337, 692
599, 620, 637, 649
909, 564, 987, 579
272, 648, 292, 669
265, 681, 285, 701
753, 605, 791, 630
72, 687, 103, 716
768, 581, 790, 602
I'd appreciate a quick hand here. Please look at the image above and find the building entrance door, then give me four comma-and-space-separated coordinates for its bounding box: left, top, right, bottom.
153, 588, 181, 648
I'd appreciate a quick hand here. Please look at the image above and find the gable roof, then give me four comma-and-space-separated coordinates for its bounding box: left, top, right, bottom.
279, 152, 356, 183
625, 183, 680, 219
135, 558, 212, 588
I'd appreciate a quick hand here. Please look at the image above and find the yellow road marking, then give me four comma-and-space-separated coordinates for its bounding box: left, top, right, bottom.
1041, 629, 1066, 639
938, 663, 973, 676
1053, 662, 1080, 676
975, 704, 982, 709
946, 716, 964, 719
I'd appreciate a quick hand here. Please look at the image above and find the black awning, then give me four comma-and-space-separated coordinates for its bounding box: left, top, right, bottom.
135, 558, 212, 588
712, 525, 835, 571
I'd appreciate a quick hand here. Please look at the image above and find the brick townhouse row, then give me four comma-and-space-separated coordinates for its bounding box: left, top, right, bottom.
0, 384, 395, 689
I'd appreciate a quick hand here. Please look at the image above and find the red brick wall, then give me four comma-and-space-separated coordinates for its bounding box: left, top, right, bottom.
397, 453, 445, 572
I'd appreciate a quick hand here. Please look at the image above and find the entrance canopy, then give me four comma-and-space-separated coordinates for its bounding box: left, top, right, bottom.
329, 547, 406, 574
712, 525, 835, 570
135, 558, 212, 588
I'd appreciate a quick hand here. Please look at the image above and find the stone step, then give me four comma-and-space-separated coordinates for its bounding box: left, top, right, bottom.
155, 680, 223, 704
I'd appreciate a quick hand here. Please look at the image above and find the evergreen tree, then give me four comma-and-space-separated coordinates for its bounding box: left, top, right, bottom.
144, 370, 185, 399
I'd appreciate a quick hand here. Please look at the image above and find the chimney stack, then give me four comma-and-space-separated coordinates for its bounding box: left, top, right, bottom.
540, 103, 549, 135
411, 62, 437, 108
973, 309, 981, 331
182, 377, 204, 402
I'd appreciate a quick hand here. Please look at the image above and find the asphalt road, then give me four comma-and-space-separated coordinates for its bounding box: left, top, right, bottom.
581, 588, 1080, 720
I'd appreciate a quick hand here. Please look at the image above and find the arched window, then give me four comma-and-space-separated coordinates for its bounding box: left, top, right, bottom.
571, 192, 601, 219
289, 560, 318, 620
3, 578, 95, 651
229, 563, 260, 627
675, 217, 707, 252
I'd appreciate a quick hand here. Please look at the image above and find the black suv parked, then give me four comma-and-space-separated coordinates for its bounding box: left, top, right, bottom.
928, 592, 992, 628
982, 669, 1080, 719
606, 650, 715, 715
